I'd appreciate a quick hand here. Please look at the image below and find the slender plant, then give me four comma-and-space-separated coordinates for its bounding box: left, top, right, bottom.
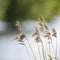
15, 16, 58, 60
16, 21, 36, 60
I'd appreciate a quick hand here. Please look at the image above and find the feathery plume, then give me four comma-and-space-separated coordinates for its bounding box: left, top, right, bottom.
16, 33, 25, 42
44, 31, 51, 40
51, 28, 57, 37
16, 21, 21, 27
32, 27, 42, 42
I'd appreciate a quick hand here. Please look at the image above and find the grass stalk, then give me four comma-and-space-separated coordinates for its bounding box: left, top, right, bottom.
41, 42, 47, 60
54, 38, 58, 60
25, 37, 36, 60
24, 44, 31, 60
36, 42, 41, 60
51, 38, 58, 60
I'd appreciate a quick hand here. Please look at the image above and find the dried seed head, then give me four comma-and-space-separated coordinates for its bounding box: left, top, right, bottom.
38, 21, 43, 27
35, 27, 39, 33
16, 21, 23, 32
51, 28, 56, 33
16, 33, 25, 42
38, 18, 43, 27
16, 21, 21, 27
32, 27, 38, 36
34, 35, 41, 42
44, 31, 50, 36
41, 16, 49, 30
51, 28, 57, 37
32, 28, 41, 42
32, 32, 38, 37
43, 23, 49, 30
44, 31, 51, 39
38, 18, 45, 32
52, 33, 57, 37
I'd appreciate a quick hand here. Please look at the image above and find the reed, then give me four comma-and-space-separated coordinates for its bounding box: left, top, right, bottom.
15, 17, 58, 60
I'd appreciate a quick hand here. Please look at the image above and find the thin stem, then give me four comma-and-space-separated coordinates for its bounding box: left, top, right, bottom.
41, 42, 47, 60
36, 42, 41, 60
51, 39, 55, 53
51, 38, 58, 60
51, 39, 56, 58
49, 42, 50, 54
25, 37, 36, 60
24, 44, 31, 60
54, 37, 58, 60
45, 38, 48, 60
48, 40, 52, 60
56, 38, 57, 57
45, 38, 53, 60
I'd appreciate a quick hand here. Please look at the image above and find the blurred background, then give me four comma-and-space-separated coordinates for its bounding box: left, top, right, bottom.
0, 0, 60, 33
0, 0, 60, 60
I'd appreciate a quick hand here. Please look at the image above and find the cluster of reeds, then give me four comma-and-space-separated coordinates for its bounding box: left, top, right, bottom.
15, 16, 58, 60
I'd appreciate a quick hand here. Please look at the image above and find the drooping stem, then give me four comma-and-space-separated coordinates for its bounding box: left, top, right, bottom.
24, 44, 31, 60
25, 37, 36, 60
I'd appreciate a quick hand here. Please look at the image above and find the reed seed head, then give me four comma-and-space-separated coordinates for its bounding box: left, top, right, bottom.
38, 21, 43, 27
38, 21, 44, 32
32, 32, 38, 37
32, 28, 38, 36
16, 21, 21, 27
44, 31, 51, 39
16, 21, 23, 32
43, 23, 49, 30
32, 27, 41, 42
51, 28, 57, 37
51, 28, 56, 32
41, 16, 49, 30
38, 18, 43, 27
34, 35, 41, 42
44, 31, 50, 36
16, 33, 25, 42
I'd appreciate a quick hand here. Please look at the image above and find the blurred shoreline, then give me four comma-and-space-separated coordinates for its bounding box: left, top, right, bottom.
0, 16, 60, 35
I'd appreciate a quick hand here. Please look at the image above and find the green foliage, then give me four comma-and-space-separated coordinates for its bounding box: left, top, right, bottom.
0, 0, 10, 20
0, 0, 60, 22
